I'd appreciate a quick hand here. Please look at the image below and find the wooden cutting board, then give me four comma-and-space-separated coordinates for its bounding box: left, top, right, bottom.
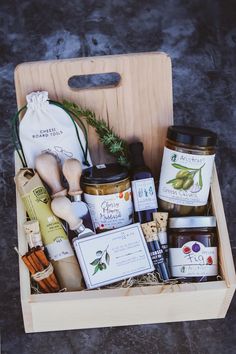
14, 52, 173, 176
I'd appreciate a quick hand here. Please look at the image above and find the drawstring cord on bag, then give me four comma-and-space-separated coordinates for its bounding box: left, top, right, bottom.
11, 105, 28, 167
49, 100, 90, 167
11, 100, 91, 167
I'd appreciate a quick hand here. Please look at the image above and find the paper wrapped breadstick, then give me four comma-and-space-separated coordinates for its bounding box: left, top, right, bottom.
15, 169, 84, 291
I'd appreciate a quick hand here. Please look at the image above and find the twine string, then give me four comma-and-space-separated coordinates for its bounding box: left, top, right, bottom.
31, 263, 54, 282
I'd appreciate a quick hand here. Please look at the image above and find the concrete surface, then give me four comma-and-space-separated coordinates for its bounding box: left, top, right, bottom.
0, 0, 236, 353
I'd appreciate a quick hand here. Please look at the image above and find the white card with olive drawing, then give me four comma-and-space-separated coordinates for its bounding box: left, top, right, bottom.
73, 223, 154, 289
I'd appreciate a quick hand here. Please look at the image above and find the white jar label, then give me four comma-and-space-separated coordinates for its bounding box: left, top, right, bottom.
84, 188, 133, 231
46, 238, 74, 261
132, 178, 158, 212
158, 147, 215, 206
169, 241, 218, 277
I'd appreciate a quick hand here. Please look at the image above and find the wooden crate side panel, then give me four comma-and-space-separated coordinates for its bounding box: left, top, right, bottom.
28, 286, 228, 333
26, 280, 227, 301
211, 166, 236, 287
218, 287, 236, 318
23, 281, 228, 332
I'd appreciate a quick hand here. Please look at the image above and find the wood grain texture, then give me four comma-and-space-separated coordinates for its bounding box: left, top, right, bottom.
14, 53, 236, 333
211, 166, 236, 287
14, 52, 173, 177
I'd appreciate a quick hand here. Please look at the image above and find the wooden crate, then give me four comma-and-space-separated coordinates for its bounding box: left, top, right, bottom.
14, 52, 236, 333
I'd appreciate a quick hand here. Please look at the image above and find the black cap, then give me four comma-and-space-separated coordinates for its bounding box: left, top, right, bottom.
129, 142, 145, 166
167, 126, 217, 147
129, 142, 144, 154
81, 163, 129, 184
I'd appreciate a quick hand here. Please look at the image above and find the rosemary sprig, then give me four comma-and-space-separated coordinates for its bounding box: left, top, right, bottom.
63, 100, 130, 167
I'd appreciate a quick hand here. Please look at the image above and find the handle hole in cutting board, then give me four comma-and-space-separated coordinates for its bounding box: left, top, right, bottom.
68, 72, 121, 90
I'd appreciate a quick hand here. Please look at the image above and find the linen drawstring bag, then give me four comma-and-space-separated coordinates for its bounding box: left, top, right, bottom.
12, 91, 92, 168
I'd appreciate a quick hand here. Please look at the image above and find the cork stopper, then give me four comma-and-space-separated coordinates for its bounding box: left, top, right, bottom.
23, 220, 43, 248
141, 221, 159, 242
153, 212, 168, 231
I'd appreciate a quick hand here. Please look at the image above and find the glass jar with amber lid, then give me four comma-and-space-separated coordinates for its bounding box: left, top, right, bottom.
81, 164, 133, 232
168, 216, 218, 282
158, 126, 217, 216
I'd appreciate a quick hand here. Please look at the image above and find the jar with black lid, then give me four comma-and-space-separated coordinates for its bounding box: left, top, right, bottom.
168, 216, 218, 282
81, 164, 133, 232
158, 126, 217, 216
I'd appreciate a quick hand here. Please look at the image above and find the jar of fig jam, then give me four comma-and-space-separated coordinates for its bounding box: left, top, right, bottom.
158, 126, 217, 216
168, 216, 218, 282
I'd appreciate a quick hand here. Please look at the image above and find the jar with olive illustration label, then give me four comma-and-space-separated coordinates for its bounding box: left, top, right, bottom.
81, 164, 133, 232
158, 126, 217, 216
168, 216, 218, 282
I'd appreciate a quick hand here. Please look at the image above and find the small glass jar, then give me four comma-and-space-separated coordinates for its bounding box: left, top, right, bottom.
168, 216, 218, 282
158, 126, 217, 216
81, 164, 133, 232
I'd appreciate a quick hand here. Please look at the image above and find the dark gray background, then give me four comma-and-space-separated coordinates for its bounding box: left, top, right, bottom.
1, 0, 236, 353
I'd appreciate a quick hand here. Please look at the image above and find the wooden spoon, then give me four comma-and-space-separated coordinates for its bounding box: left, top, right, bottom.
35, 153, 67, 198
62, 158, 83, 196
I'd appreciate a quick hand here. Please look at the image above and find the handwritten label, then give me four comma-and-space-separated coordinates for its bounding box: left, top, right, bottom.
84, 188, 133, 230
169, 241, 218, 277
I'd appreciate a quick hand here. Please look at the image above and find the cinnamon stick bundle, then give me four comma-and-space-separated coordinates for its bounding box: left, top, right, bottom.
22, 247, 60, 293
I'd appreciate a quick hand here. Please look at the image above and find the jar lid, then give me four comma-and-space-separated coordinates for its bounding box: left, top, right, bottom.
169, 216, 216, 228
81, 163, 129, 184
167, 126, 217, 147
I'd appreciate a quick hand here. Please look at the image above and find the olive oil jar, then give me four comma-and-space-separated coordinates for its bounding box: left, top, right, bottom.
158, 126, 217, 216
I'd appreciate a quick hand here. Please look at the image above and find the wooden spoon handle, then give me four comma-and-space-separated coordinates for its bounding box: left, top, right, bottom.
35, 153, 67, 198
62, 159, 83, 196
51, 196, 83, 231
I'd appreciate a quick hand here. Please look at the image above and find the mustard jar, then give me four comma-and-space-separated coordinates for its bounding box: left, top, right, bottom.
81, 164, 133, 232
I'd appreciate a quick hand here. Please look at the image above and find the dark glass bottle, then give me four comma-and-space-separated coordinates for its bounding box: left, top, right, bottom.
129, 142, 158, 223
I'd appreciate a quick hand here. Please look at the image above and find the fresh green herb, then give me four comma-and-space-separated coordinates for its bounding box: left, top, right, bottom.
63, 101, 130, 167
